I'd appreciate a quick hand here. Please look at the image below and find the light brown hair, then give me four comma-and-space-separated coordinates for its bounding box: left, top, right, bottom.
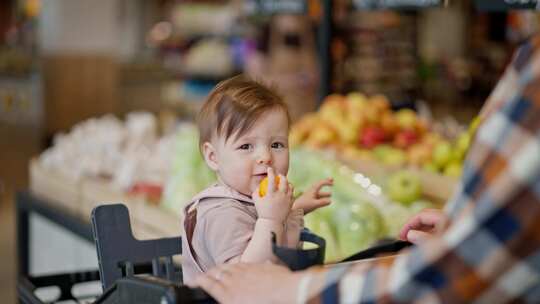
197, 75, 290, 151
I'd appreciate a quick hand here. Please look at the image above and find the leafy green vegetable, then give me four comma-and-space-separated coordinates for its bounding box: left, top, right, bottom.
161, 124, 216, 215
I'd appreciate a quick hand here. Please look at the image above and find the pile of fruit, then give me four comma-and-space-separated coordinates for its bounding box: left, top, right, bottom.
288, 148, 434, 262
290, 93, 478, 178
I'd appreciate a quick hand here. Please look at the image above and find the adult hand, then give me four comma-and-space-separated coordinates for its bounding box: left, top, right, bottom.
399, 208, 448, 244
194, 263, 302, 304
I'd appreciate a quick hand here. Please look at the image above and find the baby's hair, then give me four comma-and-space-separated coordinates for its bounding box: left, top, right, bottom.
197, 75, 290, 152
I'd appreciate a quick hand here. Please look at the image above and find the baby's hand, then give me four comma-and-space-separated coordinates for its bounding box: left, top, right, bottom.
293, 178, 333, 214
253, 168, 294, 223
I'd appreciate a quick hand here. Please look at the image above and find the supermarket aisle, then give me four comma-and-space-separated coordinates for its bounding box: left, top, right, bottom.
0, 124, 43, 304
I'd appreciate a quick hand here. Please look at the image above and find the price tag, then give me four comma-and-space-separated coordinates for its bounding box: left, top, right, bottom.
475, 0, 539, 11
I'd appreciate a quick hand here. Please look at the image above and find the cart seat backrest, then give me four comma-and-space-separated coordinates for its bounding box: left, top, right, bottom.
90, 204, 182, 291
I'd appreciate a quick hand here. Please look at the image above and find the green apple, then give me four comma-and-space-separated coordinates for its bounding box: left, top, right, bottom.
395, 109, 417, 130
386, 170, 423, 205
468, 115, 481, 135
422, 162, 439, 173
457, 132, 471, 151
373, 145, 393, 161
444, 161, 463, 178
433, 141, 452, 168
453, 132, 471, 161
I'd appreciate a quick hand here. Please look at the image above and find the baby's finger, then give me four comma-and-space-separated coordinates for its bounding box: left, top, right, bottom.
317, 191, 332, 198
277, 174, 288, 193
315, 198, 332, 207
312, 178, 334, 192
267, 167, 276, 195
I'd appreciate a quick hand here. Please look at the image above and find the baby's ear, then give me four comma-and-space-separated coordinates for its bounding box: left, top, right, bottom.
202, 142, 219, 171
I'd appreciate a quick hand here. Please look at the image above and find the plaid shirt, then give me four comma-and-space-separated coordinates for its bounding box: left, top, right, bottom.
301, 36, 540, 303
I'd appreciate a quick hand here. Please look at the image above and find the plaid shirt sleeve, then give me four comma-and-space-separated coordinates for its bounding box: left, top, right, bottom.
301, 36, 540, 304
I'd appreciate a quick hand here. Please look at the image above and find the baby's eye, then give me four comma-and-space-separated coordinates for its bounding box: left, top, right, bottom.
271, 142, 285, 149
238, 144, 252, 150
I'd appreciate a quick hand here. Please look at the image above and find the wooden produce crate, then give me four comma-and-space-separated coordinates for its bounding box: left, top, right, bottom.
29, 158, 83, 216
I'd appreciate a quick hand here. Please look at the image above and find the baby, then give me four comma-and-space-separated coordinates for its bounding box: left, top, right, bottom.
181, 75, 332, 284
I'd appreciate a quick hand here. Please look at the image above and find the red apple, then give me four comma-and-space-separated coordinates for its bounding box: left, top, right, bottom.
359, 126, 387, 148
393, 130, 419, 149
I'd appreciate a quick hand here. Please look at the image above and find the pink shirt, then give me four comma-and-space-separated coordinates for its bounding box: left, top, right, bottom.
181, 183, 303, 285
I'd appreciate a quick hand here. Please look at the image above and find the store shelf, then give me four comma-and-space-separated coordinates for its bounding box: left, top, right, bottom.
29, 159, 182, 239
29, 159, 83, 217
351, 0, 444, 10
474, 0, 539, 11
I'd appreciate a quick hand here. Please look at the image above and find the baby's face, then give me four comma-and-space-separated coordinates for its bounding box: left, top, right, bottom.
213, 109, 289, 196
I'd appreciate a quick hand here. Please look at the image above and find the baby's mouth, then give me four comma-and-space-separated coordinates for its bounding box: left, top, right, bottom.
254, 173, 268, 181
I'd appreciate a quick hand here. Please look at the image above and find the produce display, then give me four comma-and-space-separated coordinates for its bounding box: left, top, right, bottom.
37, 112, 177, 203
37, 111, 454, 262
31, 113, 186, 238
161, 124, 216, 214
290, 93, 478, 178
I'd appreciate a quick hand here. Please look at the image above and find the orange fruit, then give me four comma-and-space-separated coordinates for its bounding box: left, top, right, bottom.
259, 176, 281, 197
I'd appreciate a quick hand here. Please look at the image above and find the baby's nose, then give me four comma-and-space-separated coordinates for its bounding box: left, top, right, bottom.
256, 150, 272, 165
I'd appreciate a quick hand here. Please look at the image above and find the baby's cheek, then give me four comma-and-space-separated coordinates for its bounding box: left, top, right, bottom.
250, 182, 258, 193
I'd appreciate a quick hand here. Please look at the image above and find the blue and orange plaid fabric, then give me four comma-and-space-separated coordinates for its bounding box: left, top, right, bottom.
301, 36, 540, 303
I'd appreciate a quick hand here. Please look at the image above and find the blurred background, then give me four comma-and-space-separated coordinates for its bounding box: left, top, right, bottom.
2, 0, 539, 303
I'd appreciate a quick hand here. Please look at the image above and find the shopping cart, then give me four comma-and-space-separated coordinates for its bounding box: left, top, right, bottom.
18, 203, 214, 303
18, 203, 411, 303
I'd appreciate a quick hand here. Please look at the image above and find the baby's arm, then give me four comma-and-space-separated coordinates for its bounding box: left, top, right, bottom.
201, 204, 281, 265
204, 170, 294, 265
238, 218, 284, 263
241, 169, 294, 263
236, 211, 302, 263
